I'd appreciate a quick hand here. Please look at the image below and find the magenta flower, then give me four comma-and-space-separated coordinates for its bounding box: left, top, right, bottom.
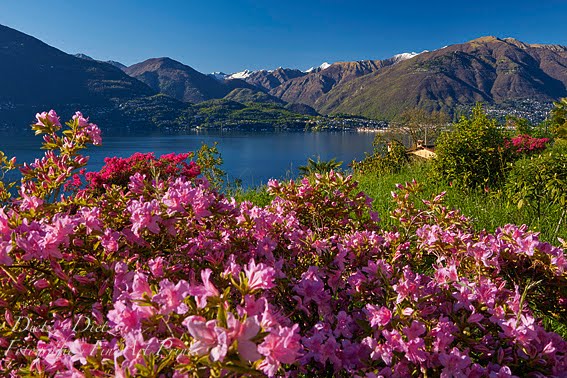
127, 199, 161, 236
183, 316, 229, 362
244, 259, 276, 291
33, 278, 50, 290
152, 279, 190, 315
188, 269, 220, 308
67, 339, 97, 365
107, 301, 144, 332
52, 298, 70, 307
228, 315, 262, 362
35, 109, 61, 128
439, 348, 472, 378
72, 111, 90, 127
365, 304, 392, 328
258, 324, 301, 376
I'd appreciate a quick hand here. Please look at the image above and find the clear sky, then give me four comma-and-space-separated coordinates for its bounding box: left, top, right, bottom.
1, 0, 566, 73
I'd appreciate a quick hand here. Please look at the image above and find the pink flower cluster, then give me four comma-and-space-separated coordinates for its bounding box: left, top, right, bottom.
0, 111, 566, 376
85, 152, 200, 191
72, 111, 102, 146
505, 134, 551, 155
16, 110, 102, 201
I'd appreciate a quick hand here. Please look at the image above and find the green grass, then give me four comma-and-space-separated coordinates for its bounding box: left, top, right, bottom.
230, 185, 273, 207
234, 160, 566, 244
354, 161, 565, 243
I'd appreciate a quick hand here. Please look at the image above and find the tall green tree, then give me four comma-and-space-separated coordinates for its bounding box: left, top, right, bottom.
434, 104, 509, 189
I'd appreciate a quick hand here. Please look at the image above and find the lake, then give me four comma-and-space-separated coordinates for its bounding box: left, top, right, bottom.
0, 130, 377, 188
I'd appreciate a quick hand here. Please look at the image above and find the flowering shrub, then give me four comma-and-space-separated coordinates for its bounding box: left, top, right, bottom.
0, 111, 566, 377
0, 110, 100, 204
83, 152, 200, 193
505, 134, 551, 156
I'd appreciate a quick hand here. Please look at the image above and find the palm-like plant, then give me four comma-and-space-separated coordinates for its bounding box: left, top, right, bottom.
298, 156, 343, 176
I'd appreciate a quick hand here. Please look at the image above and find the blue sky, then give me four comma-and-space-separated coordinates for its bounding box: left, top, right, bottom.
1, 0, 566, 73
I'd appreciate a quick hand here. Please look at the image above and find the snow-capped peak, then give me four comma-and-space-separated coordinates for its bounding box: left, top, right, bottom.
386, 50, 428, 65
209, 72, 228, 81
305, 62, 332, 73
227, 70, 255, 80
393, 52, 419, 61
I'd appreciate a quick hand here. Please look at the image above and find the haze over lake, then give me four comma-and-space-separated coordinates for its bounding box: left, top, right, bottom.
1, 130, 376, 187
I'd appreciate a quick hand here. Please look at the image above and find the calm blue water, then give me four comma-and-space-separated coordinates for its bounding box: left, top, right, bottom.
0, 130, 376, 188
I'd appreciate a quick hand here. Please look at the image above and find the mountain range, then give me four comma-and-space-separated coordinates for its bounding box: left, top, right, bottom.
318, 37, 567, 118
1, 23, 566, 133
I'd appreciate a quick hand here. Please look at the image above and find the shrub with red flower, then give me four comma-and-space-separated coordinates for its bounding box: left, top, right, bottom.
505, 134, 551, 156
85, 151, 200, 192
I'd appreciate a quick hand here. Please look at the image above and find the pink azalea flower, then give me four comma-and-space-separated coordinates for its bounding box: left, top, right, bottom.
182, 316, 229, 362
148, 257, 165, 277
107, 301, 144, 332
365, 304, 392, 328
294, 267, 328, 307
334, 311, 354, 338
85, 123, 102, 145
35, 109, 61, 128
403, 320, 426, 340
439, 348, 472, 378
131, 272, 153, 300
127, 199, 161, 236
120, 330, 161, 370
78, 207, 102, 234
188, 269, 219, 308
258, 324, 301, 376
67, 339, 97, 365
152, 279, 190, 315
72, 111, 90, 127
0, 241, 13, 266
402, 337, 427, 364
100, 228, 120, 253
228, 315, 262, 362
19, 191, 44, 211
244, 259, 276, 291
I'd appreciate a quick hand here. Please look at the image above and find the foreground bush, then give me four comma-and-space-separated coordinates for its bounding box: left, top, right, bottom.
0, 111, 566, 377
